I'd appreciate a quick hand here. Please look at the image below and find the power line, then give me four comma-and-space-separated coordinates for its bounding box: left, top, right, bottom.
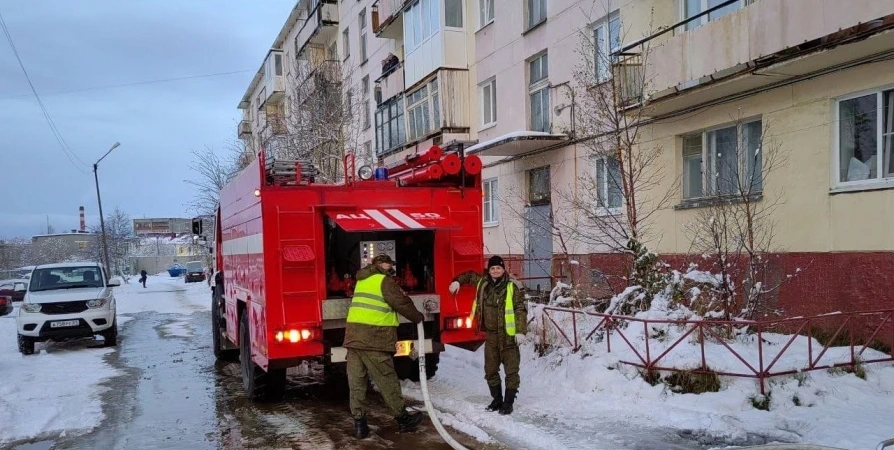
0, 69, 257, 100
0, 6, 90, 174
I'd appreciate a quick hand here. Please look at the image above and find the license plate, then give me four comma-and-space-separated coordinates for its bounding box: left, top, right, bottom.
50, 320, 79, 328
395, 340, 412, 357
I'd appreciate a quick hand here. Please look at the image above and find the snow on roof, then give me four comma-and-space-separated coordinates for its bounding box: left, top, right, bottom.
34, 261, 103, 269
464, 131, 569, 156
32, 232, 97, 238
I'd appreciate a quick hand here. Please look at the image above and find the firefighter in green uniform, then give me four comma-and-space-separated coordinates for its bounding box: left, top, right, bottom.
343, 254, 425, 439
449, 255, 528, 415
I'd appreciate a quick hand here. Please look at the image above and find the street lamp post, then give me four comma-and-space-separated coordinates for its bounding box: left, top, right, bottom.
93, 142, 120, 276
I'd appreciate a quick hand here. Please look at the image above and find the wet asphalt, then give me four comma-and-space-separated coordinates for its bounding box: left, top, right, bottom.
12, 287, 502, 450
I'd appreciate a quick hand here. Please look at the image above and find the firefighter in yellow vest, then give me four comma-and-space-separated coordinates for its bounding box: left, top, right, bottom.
449, 255, 528, 415
343, 254, 424, 439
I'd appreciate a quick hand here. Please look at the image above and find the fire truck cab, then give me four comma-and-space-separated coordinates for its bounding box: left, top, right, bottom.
211, 146, 486, 401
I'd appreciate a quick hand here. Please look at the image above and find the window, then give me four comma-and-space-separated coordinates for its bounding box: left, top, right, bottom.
684, 0, 751, 31
528, 166, 551, 205
406, 77, 440, 141
479, 0, 494, 28
445, 0, 463, 28
274, 53, 283, 76
375, 97, 406, 155
527, 0, 546, 29
362, 75, 371, 129
529, 53, 550, 132
404, 0, 439, 51
342, 28, 350, 59
593, 12, 620, 82
359, 9, 368, 62
76, 241, 89, 250
483, 178, 499, 224
836, 88, 894, 185
595, 157, 622, 211
681, 119, 763, 199
480, 78, 497, 127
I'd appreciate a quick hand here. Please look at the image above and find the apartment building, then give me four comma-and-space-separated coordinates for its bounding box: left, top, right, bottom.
474, 0, 894, 313
237, 0, 480, 177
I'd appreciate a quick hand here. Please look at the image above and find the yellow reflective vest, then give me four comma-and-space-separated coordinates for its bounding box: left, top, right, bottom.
346, 274, 399, 327
470, 279, 517, 336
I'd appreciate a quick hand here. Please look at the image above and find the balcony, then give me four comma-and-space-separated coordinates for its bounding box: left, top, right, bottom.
375, 59, 404, 104
263, 51, 285, 105
612, 54, 644, 108
238, 120, 252, 138
372, 0, 405, 40
295, 57, 342, 105
639, 0, 894, 115
295, 0, 339, 56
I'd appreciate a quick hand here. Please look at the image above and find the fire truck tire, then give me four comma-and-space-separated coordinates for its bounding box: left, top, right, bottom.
212, 297, 238, 362
396, 354, 439, 381
240, 312, 286, 402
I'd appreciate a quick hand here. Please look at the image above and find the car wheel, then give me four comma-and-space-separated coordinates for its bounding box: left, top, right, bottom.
17, 334, 34, 355
239, 312, 285, 402
102, 321, 118, 347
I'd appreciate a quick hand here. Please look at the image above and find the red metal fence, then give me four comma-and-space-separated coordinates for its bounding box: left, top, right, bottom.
539, 306, 894, 394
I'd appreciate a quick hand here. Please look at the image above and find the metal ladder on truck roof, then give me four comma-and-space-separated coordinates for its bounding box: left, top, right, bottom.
265, 157, 318, 185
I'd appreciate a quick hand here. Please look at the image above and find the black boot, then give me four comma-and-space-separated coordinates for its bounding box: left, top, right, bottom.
485, 384, 503, 412
354, 418, 369, 439
395, 410, 423, 433
499, 388, 517, 415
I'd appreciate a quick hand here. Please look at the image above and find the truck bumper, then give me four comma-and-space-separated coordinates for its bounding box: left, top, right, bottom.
329, 338, 440, 363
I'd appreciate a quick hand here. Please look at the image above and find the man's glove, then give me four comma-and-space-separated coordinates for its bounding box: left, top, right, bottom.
514, 333, 527, 345
448, 281, 460, 294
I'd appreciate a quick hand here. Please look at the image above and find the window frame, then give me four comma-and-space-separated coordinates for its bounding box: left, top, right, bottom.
832, 85, 894, 192
528, 52, 550, 133
359, 8, 368, 63
479, 77, 497, 129
681, 0, 752, 31
592, 11, 621, 83
680, 118, 764, 201
593, 155, 623, 215
482, 178, 500, 226
404, 0, 440, 52
478, 0, 494, 29
342, 28, 350, 60
405, 77, 440, 142
445, 0, 463, 28
375, 96, 406, 156
526, 0, 547, 30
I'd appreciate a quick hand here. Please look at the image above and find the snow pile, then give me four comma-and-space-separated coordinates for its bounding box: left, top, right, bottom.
408, 277, 894, 450
0, 311, 119, 445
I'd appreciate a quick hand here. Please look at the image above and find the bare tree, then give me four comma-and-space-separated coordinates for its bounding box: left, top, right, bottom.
88, 207, 135, 277
263, 46, 365, 183
567, 4, 676, 285
0, 238, 30, 271
185, 143, 244, 216
684, 117, 792, 320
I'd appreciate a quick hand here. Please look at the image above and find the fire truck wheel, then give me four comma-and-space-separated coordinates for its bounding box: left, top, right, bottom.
212, 296, 238, 362
240, 312, 286, 402
395, 354, 439, 381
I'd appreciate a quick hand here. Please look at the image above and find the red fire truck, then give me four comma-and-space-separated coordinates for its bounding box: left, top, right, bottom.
210, 145, 486, 401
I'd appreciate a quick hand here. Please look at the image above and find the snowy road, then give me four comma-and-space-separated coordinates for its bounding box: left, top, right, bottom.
2, 277, 503, 450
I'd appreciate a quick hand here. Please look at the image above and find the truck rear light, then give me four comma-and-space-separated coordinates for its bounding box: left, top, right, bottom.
444, 316, 473, 330
274, 328, 317, 343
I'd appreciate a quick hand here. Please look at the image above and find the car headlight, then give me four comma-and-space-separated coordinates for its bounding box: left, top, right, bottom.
22, 303, 41, 313
87, 299, 108, 308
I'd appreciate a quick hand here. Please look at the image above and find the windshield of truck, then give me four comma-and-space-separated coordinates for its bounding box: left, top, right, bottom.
29, 266, 105, 291
186, 262, 203, 272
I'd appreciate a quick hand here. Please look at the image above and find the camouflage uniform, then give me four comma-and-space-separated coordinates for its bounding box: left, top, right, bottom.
343, 262, 423, 423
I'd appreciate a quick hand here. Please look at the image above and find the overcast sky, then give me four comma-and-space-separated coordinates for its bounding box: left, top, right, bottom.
0, 0, 293, 239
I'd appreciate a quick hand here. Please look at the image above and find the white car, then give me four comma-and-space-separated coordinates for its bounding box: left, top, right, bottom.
16, 262, 120, 355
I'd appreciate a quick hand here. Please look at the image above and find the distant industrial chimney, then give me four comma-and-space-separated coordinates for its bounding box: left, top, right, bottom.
79, 206, 86, 232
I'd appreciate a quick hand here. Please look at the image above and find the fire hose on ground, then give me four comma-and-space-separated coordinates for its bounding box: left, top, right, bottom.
416, 321, 470, 450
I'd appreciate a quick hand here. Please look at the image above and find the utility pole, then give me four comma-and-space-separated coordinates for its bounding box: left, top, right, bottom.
93, 142, 121, 275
